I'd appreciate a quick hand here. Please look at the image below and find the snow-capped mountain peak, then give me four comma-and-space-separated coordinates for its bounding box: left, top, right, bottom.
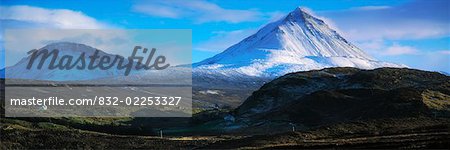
5, 42, 126, 81
194, 7, 404, 77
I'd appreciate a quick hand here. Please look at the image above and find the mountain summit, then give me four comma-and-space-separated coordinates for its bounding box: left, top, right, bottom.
194, 7, 404, 77
5, 42, 127, 81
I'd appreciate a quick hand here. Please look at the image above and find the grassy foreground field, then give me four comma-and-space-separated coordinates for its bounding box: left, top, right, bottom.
1, 68, 449, 149
1, 117, 449, 149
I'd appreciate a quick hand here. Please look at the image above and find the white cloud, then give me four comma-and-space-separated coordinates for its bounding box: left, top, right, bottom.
382, 43, 418, 56
3, 30, 131, 55
0, 5, 109, 29
356, 41, 419, 56
357, 39, 384, 51
0, 5, 111, 68
195, 29, 256, 52
132, 0, 268, 23
312, 0, 449, 68
319, 1, 449, 42
438, 50, 450, 55
353, 6, 392, 11
133, 4, 179, 19
409, 51, 450, 72
342, 21, 448, 42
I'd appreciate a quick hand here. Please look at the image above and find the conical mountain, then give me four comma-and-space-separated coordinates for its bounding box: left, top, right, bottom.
5, 42, 127, 81
194, 7, 403, 77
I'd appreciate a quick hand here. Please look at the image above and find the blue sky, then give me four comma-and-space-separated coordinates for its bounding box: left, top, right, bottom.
0, 0, 449, 72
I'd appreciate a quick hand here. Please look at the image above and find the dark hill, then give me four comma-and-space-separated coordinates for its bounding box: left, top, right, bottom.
235, 67, 450, 127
